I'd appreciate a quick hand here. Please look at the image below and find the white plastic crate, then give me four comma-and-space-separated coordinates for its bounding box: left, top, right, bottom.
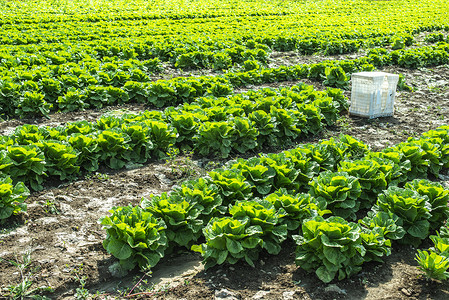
349, 72, 399, 119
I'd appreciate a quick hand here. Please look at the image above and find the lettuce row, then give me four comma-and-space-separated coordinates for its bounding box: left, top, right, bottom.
99, 125, 449, 279
2, 40, 449, 118
0, 83, 344, 191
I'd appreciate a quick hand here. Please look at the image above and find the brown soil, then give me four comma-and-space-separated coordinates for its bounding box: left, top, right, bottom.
0, 59, 449, 299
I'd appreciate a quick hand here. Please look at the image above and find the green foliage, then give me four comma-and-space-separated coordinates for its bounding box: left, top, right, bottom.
96, 129, 131, 169
366, 151, 411, 186
229, 200, 288, 255
322, 66, 349, 89
230, 117, 259, 154
144, 120, 178, 159
58, 88, 88, 112
397, 74, 414, 91
293, 216, 365, 283
194, 121, 234, 158
405, 179, 449, 230
191, 217, 263, 269
141, 192, 204, 248
121, 123, 154, 163
0, 145, 46, 191
358, 211, 405, 241
374, 186, 432, 246
100, 205, 168, 274
37, 140, 79, 181
416, 233, 449, 280
309, 171, 362, 220
230, 157, 277, 197
208, 168, 253, 206
67, 134, 100, 172
338, 158, 387, 208
265, 189, 330, 231
360, 226, 392, 263
416, 250, 449, 281
15, 91, 52, 118
147, 81, 177, 107
283, 148, 320, 191
0, 176, 29, 221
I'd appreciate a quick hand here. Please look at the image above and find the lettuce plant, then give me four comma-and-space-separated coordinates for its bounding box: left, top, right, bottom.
141, 192, 204, 248
58, 88, 88, 112
207, 168, 253, 206
37, 140, 79, 181
300, 104, 323, 135
416, 234, 449, 280
309, 171, 362, 220
96, 129, 131, 169
229, 200, 288, 255
338, 159, 387, 208
407, 138, 444, 177
248, 110, 277, 148
305, 140, 346, 172
374, 186, 432, 246
415, 250, 449, 281
313, 96, 338, 126
0, 145, 46, 191
360, 227, 391, 263
405, 179, 449, 230
100, 205, 168, 275
67, 133, 100, 172
358, 211, 405, 241
170, 178, 224, 224
121, 123, 154, 164
144, 120, 178, 159
230, 117, 259, 154
339, 135, 369, 160
62, 120, 95, 136
293, 216, 365, 283
383, 140, 439, 180
0, 176, 29, 221
167, 111, 199, 147
269, 106, 302, 145
194, 121, 234, 158
0, 136, 14, 152
422, 126, 449, 168
191, 216, 263, 269
147, 81, 177, 107
15, 91, 51, 118
13, 124, 46, 145
366, 151, 411, 186
265, 189, 330, 231
283, 148, 320, 191
261, 153, 301, 192
230, 157, 276, 197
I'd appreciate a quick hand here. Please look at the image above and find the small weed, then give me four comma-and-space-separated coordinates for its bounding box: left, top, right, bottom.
0, 250, 53, 299
95, 173, 109, 181
337, 115, 352, 132
293, 279, 302, 285
85, 172, 110, 182
164, 149, 202, 180
41, 199, 59, 215
428, 85, 449, 93
71, 264, 90, 300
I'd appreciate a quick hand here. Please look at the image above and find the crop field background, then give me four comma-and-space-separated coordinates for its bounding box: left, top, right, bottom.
1, 0, 449, 299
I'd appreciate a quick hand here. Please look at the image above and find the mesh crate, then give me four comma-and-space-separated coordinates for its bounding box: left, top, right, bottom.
349, 72, 399, 119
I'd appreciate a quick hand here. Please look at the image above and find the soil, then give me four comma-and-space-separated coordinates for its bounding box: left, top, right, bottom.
0, 55, 449, 299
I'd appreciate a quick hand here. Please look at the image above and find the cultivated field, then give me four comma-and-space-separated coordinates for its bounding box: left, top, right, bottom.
1, 0, 449, 299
